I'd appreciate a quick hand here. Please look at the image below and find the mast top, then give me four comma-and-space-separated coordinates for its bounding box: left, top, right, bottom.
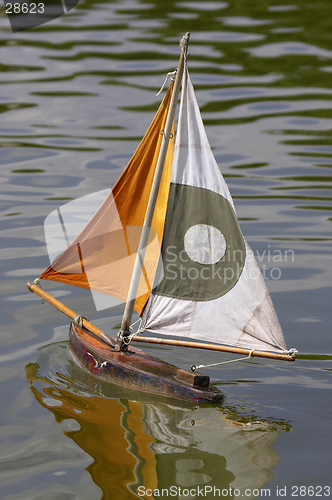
180, 32, 190, 49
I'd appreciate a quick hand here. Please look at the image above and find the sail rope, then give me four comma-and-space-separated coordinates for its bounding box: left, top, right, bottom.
156, 34, 189, 97
191, 347, 297, 371
116, 317, 142, 346
156, 70, 177, 96
191, 350, 255, 372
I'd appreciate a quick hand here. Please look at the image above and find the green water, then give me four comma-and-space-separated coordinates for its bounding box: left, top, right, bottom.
0, 0, 331, 499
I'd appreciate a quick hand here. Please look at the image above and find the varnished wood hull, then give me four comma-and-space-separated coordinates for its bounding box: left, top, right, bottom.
69, 323, 224, 404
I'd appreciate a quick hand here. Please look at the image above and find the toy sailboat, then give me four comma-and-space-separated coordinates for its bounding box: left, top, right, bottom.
28, 33, 295, 404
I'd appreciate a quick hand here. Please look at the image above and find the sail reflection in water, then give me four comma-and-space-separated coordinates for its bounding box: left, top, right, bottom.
26, 343, 291, 499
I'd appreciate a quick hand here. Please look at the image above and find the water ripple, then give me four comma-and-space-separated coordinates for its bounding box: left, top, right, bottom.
0, 0, 331, 497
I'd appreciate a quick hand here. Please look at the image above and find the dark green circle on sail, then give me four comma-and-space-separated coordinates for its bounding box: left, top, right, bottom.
153, 184, 246, 301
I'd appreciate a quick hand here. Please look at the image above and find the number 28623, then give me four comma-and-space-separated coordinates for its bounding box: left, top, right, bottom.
5, 3, 45, 14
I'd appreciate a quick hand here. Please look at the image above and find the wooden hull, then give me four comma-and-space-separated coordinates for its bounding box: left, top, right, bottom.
69, 323, 224, 404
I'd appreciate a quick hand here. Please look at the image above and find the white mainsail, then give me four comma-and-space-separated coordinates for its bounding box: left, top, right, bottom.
141, 63, 287, 354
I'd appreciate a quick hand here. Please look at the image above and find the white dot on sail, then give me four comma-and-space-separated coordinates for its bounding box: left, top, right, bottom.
184, 224, 226, 265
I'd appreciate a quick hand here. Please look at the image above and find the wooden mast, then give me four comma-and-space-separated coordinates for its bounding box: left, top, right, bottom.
118, 33, 190, 350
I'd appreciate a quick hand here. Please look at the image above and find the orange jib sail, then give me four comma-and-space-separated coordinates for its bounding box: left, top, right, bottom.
40, 83, 175, 315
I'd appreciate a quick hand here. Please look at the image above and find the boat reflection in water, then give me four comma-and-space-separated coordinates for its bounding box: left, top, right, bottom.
26, 342, 291, 499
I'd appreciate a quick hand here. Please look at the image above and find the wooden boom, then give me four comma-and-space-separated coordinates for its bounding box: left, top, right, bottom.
27, 281, 115, 348
27, 281, 295, 362
132, 336, 295, 361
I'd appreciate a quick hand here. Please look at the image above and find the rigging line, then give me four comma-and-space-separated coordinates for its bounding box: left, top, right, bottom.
191, 349, 255, 372
117, 316, 142, 345
156, 70, 177, 96
130, 316, 142, 330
